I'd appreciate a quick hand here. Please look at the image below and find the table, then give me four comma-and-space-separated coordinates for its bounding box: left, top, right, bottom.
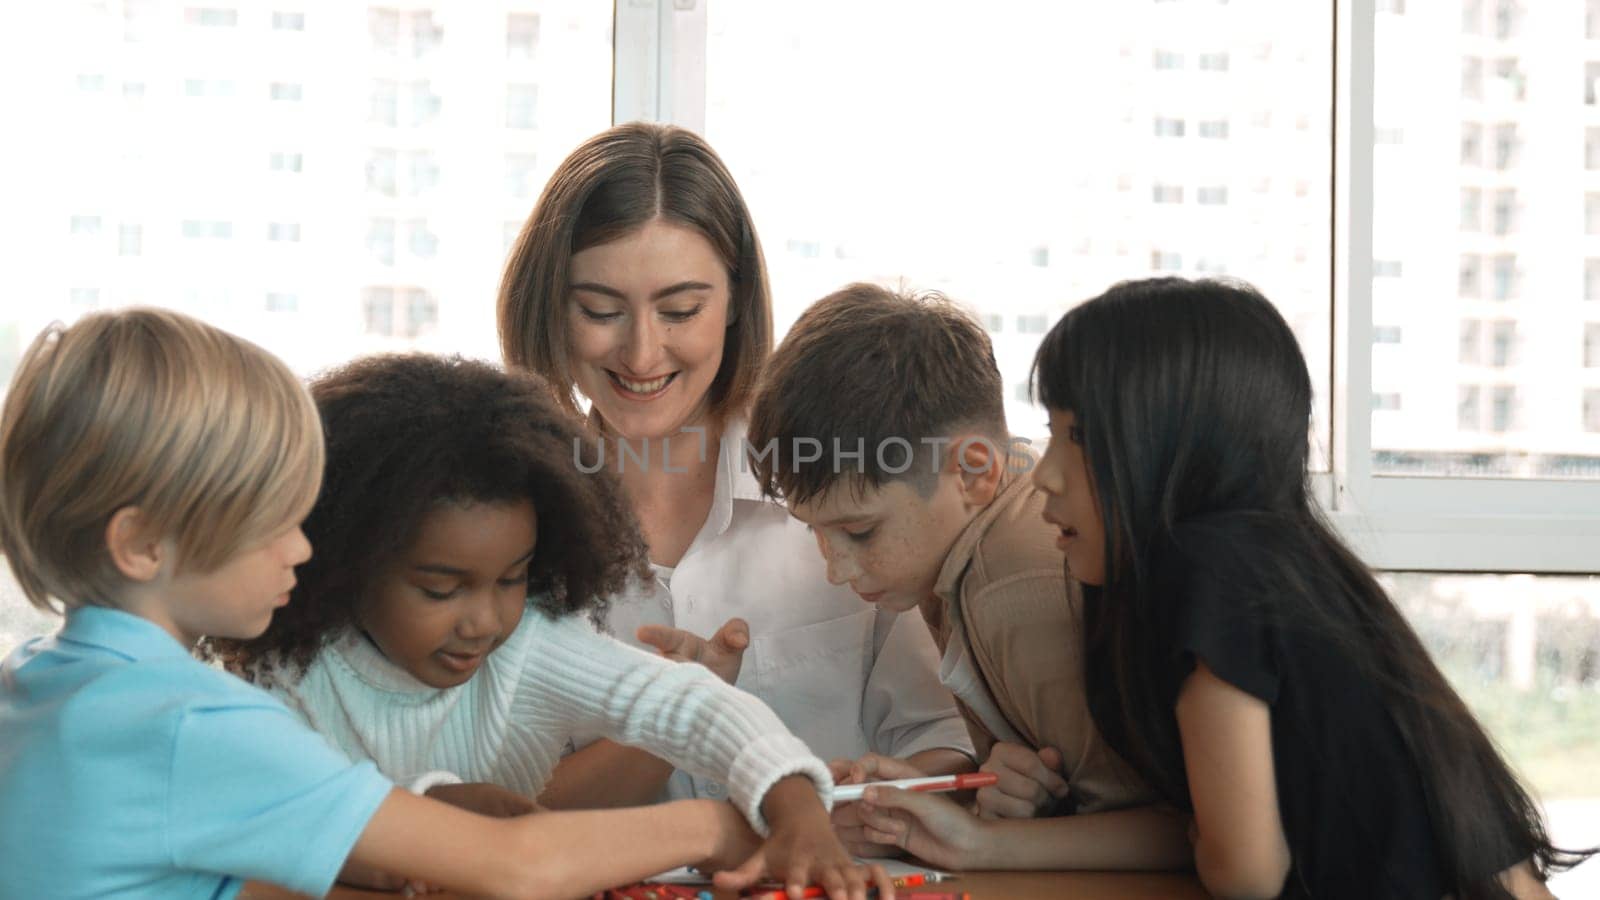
241, 870, 1207, 899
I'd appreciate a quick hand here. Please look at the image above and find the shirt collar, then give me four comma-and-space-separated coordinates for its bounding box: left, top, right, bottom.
59, 605, 192, 663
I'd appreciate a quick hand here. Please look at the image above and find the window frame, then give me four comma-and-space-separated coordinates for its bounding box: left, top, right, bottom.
620, 0, 1600, 574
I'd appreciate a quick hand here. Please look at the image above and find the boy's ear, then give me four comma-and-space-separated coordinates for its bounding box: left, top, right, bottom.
105, 506, 166, 583
951, 435, 1004, 509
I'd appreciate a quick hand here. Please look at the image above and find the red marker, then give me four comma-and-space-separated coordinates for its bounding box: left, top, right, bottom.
831, 771, 998, 803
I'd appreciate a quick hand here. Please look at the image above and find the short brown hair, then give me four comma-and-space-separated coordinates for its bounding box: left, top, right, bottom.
746, 283, 1007, 505
498, 122, 772, 421
0, 308, 323, 613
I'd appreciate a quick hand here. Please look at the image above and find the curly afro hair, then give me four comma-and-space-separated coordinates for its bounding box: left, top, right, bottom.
215, 353, 649, 681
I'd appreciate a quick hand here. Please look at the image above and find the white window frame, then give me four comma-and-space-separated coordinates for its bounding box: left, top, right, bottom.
615, 0, 1600, 574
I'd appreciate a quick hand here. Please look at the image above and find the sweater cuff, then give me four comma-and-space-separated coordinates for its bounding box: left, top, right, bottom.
727, 734, 834, 837
406, 770, 463, 795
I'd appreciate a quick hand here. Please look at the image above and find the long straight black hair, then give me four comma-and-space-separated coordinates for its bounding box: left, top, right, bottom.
1030, 277, 1590, 899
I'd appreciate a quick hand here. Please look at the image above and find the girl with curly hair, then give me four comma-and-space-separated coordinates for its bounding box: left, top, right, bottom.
216, 353, 886, 899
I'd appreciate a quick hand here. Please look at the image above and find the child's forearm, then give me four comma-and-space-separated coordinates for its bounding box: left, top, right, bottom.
537, 739, 674, 809
968, 804, 1193, 871
905, 747, 977, 776
350, 788, 739, 899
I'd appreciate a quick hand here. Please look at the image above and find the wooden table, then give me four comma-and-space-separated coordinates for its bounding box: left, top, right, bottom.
242, 870, 1207, 899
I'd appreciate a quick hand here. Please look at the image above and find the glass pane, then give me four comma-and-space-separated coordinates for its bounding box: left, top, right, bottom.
0, 1, 612, 629
1386, 572, 1600, 895
1372, 3, 1600, 478
705, 0, 1334, 454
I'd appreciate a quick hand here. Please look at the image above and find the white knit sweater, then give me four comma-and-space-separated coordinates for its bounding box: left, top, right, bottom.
266, 607, 831, 834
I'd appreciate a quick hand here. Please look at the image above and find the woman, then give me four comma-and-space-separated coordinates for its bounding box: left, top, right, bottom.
497, 123, 973, 810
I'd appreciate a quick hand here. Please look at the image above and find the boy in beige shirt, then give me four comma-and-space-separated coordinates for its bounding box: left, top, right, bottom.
742, 284, 1182, 871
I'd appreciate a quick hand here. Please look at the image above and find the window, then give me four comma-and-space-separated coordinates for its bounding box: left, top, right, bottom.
1588, 62, 1600, 105
1588, 128, 1600, 170
1153, 50, 1183, 70
505, 154, 539, 199
369, 8, 399, 53
404, 289, 438, 335
1493, 124, 1518, 170
409, 81, 441, 127
271, 11, 304, 31
1460, 319, 1484, 365
363, 287, 394, 335
1461, 188, 1482, 231
1198, 119, 1229, 139
181, 220, 232, 239
1152, 183, 1183, 204
407, 151, 439, 196
265, 292, 298, 311
1151, 250, 1183, 271
366, 150, 397, 197
1461, 57, 1483, 101
1587, 389, 1600, 432
69, 215, 101, 236
184, 79, 235, 98
1494, 0, 1520, 39
1375, 127, 1403, 145
1153, 116, 1185, 137
1374, 260, 1403, 278
1588, 193, 1600, 235
1460, 255, 1483, 298
1586, 323, 1600, 367
1372, 392, 1401, 411
69, 287, 100, 308
1016, 314, 1048, 335
1198, 52, 1229, 72
1491, 58, 1525, 102
1461, 123, 1484, 166
370, 80, 397, 126
77, 73, 105, 93
268, 82, 302, 102
184, 7, 237, 27
982, 313, 1003, 333
118, 224, 141, 256
507, 13, 540, 59
1589, 259, 1600, 302
1490, 320, 1517, 367
506, 84, 538, 129
1490, 385, 1518, 433
1197, 185, 1228, 205
266, 222, 300, 243
411, 11, 443, 59
1491, 255, 1518, 301
1459, 385, 1484, 429
1590, 0, 1600, 39
1492, 189, 1516, 236
407, 220, 438, 259
268, 151, 302, 173
367, 218, 395, 265
1374, 325, 1403, 344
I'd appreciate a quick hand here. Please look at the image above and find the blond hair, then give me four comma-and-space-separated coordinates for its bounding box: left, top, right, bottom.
0, 308, 323, 613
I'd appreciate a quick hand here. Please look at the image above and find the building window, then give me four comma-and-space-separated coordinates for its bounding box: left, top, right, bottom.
504, 154, 539, 199
411, 10, 443, 59
1198, 119, 1229, 139
505, 84, 538, 129
1014, 382, 1032, 403
1198, 52, 1229, 71
1492, 123, 1518, 170
786, 239, 821, 258
1379, 0, 1406, 12
1460, 319, 1483, 365
1491, 58, 1525, 101
366, 150, 397, 197
181, 220, 232, 239
507, 13, 540, 59
268, 151, 302, 173
1588, 193, 1600, 235
1586, 389, 1600, 432
1489, 320, 1517, 367
265, 292, 298, 312
1375, 127, 1403, 144
1153, 116, 1185, 137
1461, 57, 1483, 101
1492, 189, 1516, 236
69, 215, 101, 236
268, 82, 302, 102
77, 73, 106, 93
369, 8, 399, 53
1588, 259, 1600, 301
1374, 259, 1403, 278
1197, 185, 1228, 205
1461, 123, 1484, 166
1586, 323, 1600, 367
982, 313, 1003, 333
118, 224, 142, 256
1153, 50, 1183, 69
1494, 0, 1520, 40
370, 80, 397, 126
1587, 62, 1600, 105
1460, 255, 1483, 298
122, 81, 146, 100
184, 79, 236, 98
69, 287, 100, 308
409, 81, 441, 127
404, 288, 438, 335
1372, 393, 1402, 411
267, 222, 300, 242
1458, 385, 1483, 430
1374, 326, 1403, 344
1588, 128, 1600, 171
1151, 250, 1183, 271
367, 219, 396, 265
271, 11, 304, 31
1152, 183, 1184, 203
407, 151, 439, 196
1491, 254, 1518, 300
1460, 188, 1482, 231
363, 287, 395, 336
1490, 385, 1517, 433
1016, 314, 1049, 335
184, 7, 237, 27
407, 219, 438, 259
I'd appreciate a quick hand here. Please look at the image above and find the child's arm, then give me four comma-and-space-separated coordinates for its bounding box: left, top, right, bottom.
347, 788, 759, 899
853, 786, 1191, 870
1175, 662, 1291, 900
537, 740, 675, 809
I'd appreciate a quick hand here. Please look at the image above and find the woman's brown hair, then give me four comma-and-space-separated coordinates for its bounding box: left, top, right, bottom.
497, 122, 772, 422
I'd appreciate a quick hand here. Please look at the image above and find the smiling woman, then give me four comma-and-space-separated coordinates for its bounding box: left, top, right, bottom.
498, 122, 974, 811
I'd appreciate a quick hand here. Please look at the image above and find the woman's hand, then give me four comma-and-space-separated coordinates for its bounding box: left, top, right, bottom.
712, 775, 895, 900
636, 616, 749, 684
826, 753, 925, 858
855, 786, 987, 872
974, 743, 1070, 820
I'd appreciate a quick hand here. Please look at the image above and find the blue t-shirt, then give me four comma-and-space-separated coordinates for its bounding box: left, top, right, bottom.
0, 606, 393, 899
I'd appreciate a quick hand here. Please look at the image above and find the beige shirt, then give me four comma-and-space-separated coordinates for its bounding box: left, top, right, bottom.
919, 461, 1154, 814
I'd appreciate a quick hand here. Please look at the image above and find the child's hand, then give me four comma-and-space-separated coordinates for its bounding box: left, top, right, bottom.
425, 782, 541, 818
636, 616, 749, 684
336, 858, 440, 894
713, 775, 894, 900
856, 786, 984, 872
826, 753, 925, 857
973, 742, 1070, 819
